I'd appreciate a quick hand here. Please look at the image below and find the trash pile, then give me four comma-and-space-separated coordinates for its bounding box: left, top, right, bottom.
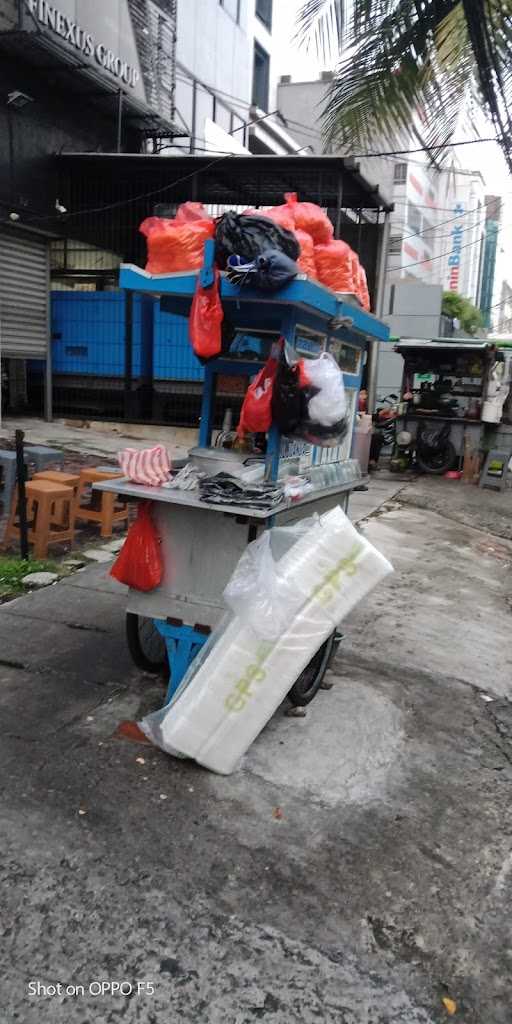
139, 194, 371, 310
140, 507, 393, 773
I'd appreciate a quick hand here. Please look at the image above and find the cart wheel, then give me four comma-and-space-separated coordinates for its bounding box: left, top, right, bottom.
126, 613, 168, 675
288, 632, 336, 707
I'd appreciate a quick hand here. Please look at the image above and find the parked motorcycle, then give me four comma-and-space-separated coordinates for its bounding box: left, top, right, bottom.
415, 421, 457, 475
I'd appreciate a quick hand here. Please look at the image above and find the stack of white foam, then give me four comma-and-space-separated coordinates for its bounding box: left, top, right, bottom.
141, 506, 393, 773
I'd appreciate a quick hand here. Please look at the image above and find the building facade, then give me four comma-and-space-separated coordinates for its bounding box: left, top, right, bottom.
172, 0, 300, 158
0, 0, 183, 415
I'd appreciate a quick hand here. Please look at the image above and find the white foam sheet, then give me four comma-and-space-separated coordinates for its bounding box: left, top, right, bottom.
141, 506, 393, 773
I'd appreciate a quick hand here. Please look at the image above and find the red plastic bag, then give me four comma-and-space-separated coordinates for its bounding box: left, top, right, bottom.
189, 268, 224, 360
314, 240, 356, 293
175, 201, 210, 223
110, 502, 163, 592
237, 357, 278, 437
139, 216, 215, 274
284, 192, 334, 245
295, 228, 317, 278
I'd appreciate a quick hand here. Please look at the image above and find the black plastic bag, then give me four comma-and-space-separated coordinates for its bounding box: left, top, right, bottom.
216, 211, 300, 265
226, 250, 298, 291
271, 361, 305, 436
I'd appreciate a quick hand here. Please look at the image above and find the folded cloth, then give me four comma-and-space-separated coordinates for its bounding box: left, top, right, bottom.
199, 472, 284, 510
118, 445, 171, 486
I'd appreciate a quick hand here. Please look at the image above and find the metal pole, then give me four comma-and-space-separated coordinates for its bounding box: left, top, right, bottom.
334, 171, 343, 239
15, 429, 29, 560
189, 80, 197, 154
124, 289, 133, 421
44, 246, 52, 421
366, 211, 391, 414
116, 89, 123, 153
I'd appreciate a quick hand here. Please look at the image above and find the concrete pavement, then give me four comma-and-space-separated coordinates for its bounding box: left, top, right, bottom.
2, 476, 512, 1023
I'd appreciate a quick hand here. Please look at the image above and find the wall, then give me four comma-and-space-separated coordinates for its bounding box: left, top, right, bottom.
277, 77, 394, 204
174, 0, 252, 151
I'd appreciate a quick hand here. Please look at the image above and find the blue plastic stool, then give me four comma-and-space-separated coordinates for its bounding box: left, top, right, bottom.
154, 619, 210, 705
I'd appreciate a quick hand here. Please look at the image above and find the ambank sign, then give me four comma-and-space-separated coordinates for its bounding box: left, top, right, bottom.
25, 0, 140, 89
447, 203, 465, 292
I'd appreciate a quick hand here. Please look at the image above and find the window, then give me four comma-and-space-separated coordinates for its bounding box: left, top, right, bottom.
256, 0, 272, 30
394, 162, 407, 184
219, 0, 241, 23
407, 202, 422, 234
389, 234, 403, 255
252, 41, 270, 111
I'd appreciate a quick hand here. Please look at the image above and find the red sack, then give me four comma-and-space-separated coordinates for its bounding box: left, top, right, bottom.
314, 240, 356, 293
110, 502, 163, 592
237, 357, 278, 437
175, 201, 210, 223
350, 250, 361, 294
243, 206, 296, 231
295, 228, 317, 278
284, 192, 334, 245
357, 264, 371, 311
189, 268, 224, 360
139, 216, 215, 274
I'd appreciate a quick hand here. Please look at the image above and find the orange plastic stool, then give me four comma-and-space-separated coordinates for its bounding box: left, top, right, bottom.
4, 480, 75, 558
75, 467, 128, 539
32, 471, 80, 525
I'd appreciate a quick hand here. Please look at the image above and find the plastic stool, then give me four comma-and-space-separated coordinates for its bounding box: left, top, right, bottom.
479, 449, 512, 491
4, 479, 75, 558
75, 467, 128, 539
32, 471, 80, 525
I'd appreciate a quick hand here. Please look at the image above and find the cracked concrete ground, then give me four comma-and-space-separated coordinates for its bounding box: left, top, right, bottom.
1, 476, 512, 1023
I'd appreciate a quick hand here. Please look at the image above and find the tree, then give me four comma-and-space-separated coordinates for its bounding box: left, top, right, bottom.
297, 1, 512, 172
442, 290, 484, 334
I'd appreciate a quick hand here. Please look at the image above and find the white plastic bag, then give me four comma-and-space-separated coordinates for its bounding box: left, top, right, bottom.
304, 352, 347, 427
223, 518, 320, 641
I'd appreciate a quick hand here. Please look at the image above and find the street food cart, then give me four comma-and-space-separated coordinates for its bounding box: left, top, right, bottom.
96, 254, 390, 708
394, 339, 499, 464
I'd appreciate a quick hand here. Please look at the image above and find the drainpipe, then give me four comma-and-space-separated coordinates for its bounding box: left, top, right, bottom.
366, 210, 391, 414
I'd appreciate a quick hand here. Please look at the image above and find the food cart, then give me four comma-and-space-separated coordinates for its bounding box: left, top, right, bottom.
96, 251, 390, 709
394, 339, 499, 468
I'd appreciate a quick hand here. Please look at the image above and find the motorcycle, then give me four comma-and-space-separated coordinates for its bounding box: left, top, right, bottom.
415, 420, 457, 475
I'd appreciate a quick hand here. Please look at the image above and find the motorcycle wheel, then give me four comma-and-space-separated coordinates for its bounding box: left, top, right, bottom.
416, 441, 457, 475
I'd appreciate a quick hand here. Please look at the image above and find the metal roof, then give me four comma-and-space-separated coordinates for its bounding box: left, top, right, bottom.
395, 338, 493, 352
55, 153, 394, 212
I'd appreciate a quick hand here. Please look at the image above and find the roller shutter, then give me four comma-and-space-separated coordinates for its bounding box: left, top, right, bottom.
0, 229, 49, 358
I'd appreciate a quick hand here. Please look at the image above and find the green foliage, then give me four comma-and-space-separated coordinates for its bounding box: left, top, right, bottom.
442, 290, 484, 333
0, 556, 59, 599
297, 0, 512, 171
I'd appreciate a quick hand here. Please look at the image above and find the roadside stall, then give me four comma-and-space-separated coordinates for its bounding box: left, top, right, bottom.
393, 338, 503, 475
96, 238, 390, 715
